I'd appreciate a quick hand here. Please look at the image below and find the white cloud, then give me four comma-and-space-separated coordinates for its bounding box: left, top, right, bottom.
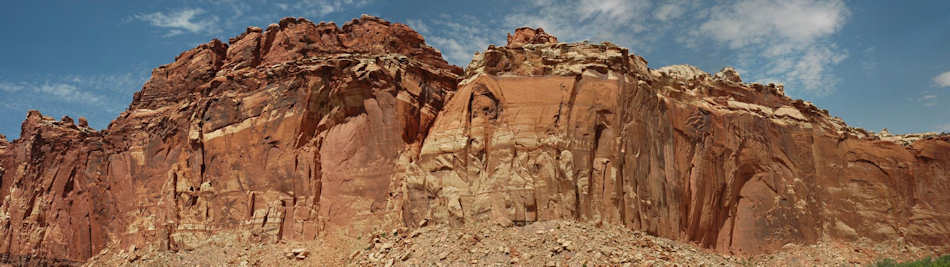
576, 0, 645, 21
428, 36, 474, 66
132, 0, 375, 34
0, 82, 25, 93
415, 0, 658, 66
697, 0, 846, 48
780, 44, 847, 94
134, 8, 219, 37
915, 92, 938, 107
0, 72, 147, 112
66, 73, 148, 94
653, 2, 686, 21
37, 83, 104, 104
405, 19, 429, 34
122, 0, 851, 97
281, 0, 372, 18
689, 0, 849, 95
504, 0, 653, 46
935, 71, 950, 88
417, 14, 500, 66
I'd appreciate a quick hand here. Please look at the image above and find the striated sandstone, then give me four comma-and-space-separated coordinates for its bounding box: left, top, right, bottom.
403, 28, 950, 255
0, 15, 459, 264
0, 18, 948, 265
506, 27, 558, 48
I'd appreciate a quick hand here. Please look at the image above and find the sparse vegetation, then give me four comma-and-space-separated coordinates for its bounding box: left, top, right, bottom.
873, 255, 950, 267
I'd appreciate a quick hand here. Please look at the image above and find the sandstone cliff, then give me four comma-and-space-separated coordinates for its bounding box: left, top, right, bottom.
1, 17, 948, 265
403, 29, 950, 255
0, 15, 460, 264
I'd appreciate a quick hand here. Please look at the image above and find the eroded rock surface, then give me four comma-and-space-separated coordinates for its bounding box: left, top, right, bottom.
0, 15, 459, 264
403, 29, 950, 255
0, 18, 948, 265
506, 27, 558, 48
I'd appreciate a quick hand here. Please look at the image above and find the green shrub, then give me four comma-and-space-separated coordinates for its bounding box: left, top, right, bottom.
873, 255, 950, 267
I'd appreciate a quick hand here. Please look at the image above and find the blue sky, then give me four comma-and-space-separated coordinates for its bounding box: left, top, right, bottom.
1, 0, 948, 139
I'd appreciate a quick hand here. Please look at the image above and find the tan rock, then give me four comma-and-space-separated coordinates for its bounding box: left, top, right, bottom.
403, 28, 950, 257
714, 66, 742, 83
506, 27, 558, 48
0, 15, 459, 264
657, 64, 708, 80
1, 17, 949, 266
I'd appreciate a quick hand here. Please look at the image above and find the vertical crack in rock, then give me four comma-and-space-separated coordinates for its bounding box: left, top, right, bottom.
615, 50, 630, 226
408, 26, 950, 256
2, 17, 950, 265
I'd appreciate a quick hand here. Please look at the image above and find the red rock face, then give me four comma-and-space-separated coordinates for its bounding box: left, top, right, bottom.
506, 27, 558, 48
1, 16, 948, 264
0, 15, 459, 264
0, 112, 105, 264
403, 41, 950, 255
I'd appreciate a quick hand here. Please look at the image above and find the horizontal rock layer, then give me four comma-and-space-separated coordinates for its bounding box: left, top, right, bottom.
0, 15, 460, 263
0, 18, 948, 264
403, 39, 950, 255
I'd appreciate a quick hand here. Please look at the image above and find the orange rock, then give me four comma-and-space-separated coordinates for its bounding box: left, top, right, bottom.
0, 18, 948, 265
0, 16, 459, 264
506, 27, 558, 48
404, 31, 950, 256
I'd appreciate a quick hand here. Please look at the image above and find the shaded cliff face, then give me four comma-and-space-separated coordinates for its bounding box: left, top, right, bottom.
403, 30, 950, 255
0, 17, 948, 264
0, 15, 460, 263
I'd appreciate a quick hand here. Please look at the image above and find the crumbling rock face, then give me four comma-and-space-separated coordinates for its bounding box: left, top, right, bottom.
0, 15, 459, 264
0, 112, 106, 263
403, 39, 950, 255
714, 67, 742, 83
506, 27, 558, 48
1, 16, 949, 265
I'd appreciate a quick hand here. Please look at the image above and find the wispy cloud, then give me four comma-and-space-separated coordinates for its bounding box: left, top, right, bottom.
405, 19, 430, 34
0, 80, 106, 106
65, 73, 147, 94
0, 82, 25, 93
689, 0, 849, 96
694, 0, 846, 49
133, 1, 374, 39
128, 1, 848, 97
36, 83, 105, 105
418, 14, 502, 66
276, 0, 372, 18
0, 72, 147, 112
915, 92, 938, 107
428, 36, 475, 66
134, 8, 219, 37
504, 0, 654, 47
653, 2, 688, 22
406, 0, 848, 97
413, 0, 658, 66
935, 71, 950, 88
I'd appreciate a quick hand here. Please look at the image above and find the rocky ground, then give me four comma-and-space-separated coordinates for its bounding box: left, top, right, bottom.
353, 220, 737, 266
84, 228, 360, 266
82, 220, 945, 266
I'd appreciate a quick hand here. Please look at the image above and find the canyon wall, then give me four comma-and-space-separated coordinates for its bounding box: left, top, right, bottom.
0, 15, 460, 263
0, 17, 947, 264
402, 28, 950, 255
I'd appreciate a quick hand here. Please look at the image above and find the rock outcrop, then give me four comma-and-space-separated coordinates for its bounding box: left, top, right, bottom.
403, 28, 950, 255
506, 27, 558, 48
0, 15, 460, 264
1, 18, 948, 265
